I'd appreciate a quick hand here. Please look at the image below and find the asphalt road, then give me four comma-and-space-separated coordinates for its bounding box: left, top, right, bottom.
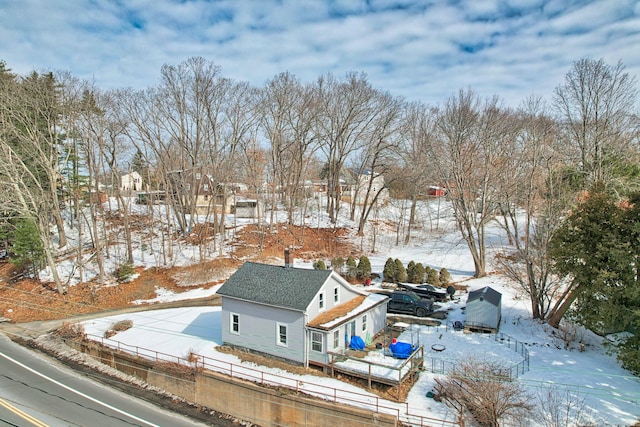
0, 334, 211, 427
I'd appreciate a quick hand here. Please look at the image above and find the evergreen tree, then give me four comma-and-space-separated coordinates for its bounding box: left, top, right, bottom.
331, 256, 344, 272
406, 260, 417, 283
414, 262, 426, 284
345, 255, 357, 280
426, 267, 440, 286
356, 256, 371, 280
10, 218, 44, 274
439, 268, 451, 285
313, 260, 327, 270
407, 261, 425, 284
383, 257, 396, 282
394, 258, 407, 283
550, 187, 629, 329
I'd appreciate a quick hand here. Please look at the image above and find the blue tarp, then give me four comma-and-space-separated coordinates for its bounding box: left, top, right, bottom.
389, 341, 414, 359
350, 335, 365, 350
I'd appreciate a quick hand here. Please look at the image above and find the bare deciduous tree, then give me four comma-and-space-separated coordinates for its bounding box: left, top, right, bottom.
431, 90, 515, 277
554, 58, 638, 187
315, 72, 378, 224
434, 359, 533, 427
495, 97, 568, 321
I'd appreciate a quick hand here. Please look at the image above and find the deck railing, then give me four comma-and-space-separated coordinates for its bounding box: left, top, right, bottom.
81, 333, 459, 427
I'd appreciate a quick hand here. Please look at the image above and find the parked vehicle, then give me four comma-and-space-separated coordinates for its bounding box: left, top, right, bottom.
387, 290, 434, 317
398, 283, 448, 302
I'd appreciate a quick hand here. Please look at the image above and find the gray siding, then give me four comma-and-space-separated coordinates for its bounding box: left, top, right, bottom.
306, 275, 364, 320
466, 300, 501, 330
307, 302, 388, 366
221, 298, 306, 364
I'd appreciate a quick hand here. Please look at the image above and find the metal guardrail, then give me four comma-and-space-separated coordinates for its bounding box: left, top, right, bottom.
82, 333, 460, 427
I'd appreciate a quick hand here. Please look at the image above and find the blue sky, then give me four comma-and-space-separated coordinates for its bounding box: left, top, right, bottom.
0, 0, 638, 107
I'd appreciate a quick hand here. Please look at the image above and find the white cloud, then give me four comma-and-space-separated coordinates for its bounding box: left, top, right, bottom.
0, 0, 638, 107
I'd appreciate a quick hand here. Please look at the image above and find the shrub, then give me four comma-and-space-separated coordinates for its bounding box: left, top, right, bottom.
383, 257, 396, 282
112, 319, 133, 331
426, 267, 440, 286
407, 261, 425, 284
56, 322, 86, 340
394, 258, 407, 282
345, 256, 357, 280
356, 256, 371, 280
439, 268, 451, 285
331, 257, 344, 272
434, 360, 533, 426
117, 262, 135, 282
313, 260, 327, 270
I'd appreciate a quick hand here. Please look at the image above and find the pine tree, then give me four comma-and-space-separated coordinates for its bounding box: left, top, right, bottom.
406, 260, 417, 283
10, 218, 44, 274
383, 257, 396, 282
550, 187, 629, 329
313, 260, 327, 270
356, 256, 371, 280
439, 268, 451, 285
426, 267, 440, 286
415, 263, 426, 284
394, 258, 407, 283
331, 257, 344, 272
346, 256, 357, 280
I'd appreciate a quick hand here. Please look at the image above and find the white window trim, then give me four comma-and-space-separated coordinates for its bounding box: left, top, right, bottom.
318, 292, 325, 311
276, 322, 288, 347
333, 330, 340, 349
362, 314, 367, 331
230, 312, 240, 335
333, 287, 339, 303
311, 331, 323, 353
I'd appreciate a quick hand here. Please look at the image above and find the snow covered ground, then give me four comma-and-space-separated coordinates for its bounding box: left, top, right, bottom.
40, 196, 636, 425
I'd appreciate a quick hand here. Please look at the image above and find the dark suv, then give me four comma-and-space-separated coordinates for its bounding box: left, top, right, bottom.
387, 290, 434, 317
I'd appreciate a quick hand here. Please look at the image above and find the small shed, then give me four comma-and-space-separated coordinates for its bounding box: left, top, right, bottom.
464, 286, 502, 333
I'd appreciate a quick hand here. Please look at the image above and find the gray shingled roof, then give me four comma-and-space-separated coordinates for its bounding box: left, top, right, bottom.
217, 262, 333, 311
467, 286, 502, 306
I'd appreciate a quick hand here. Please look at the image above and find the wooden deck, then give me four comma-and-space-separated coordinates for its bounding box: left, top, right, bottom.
327, 345, 424, 390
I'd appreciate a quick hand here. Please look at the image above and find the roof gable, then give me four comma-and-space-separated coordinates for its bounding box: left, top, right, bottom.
467, 286, 502, 306
217, 262, 333, 311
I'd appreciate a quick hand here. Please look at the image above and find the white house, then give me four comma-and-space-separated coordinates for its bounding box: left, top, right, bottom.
216, 256, 389, 368
347, 170, 389, 206
120, 171, 142, 192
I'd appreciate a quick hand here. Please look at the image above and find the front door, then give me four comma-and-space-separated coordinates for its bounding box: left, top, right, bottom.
344, 321, 356, 347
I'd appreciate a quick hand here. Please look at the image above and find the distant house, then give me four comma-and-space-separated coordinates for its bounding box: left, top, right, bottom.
120, 171, 142, 192
217, 254, 389, 368
427, 186, 446, 197
231, 198, 262, 219
464, 286, 502, 333
167, 169, 233, 215
344, 170, 389, 206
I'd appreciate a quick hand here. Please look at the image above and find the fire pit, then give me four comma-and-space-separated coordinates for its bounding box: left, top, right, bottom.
431, 344, 446, 352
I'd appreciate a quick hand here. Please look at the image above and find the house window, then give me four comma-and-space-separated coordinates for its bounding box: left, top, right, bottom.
318, 292, 325, 310
277, 323, 288, 347
203, 184, 209, 191
333, 287, 339, 303
362, 314, 367, 331
333, 330, 340, 349
230, 313, 239, 335
311, 332, 323, 352
196, 172, 202, 180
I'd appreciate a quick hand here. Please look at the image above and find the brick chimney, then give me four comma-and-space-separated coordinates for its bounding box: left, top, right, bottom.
284, 247, 293, 268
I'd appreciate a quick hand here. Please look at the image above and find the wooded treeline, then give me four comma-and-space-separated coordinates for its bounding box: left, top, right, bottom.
0, 57, 639, 371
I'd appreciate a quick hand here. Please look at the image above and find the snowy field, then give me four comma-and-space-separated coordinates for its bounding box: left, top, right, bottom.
78, 199, 640, 426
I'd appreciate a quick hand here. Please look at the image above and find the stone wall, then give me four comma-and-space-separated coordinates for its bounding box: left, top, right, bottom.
71, 340, 398, 427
